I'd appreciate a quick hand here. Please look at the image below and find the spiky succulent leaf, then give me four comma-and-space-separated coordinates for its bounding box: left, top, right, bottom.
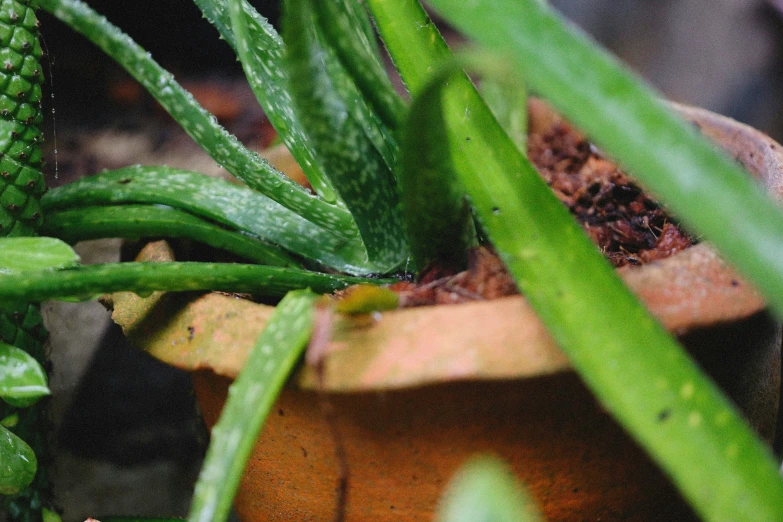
41, 165, 375, 273
189, 290, 317, 522
0, 261, 387, 302
310, 0, 406, 129
195, 0, 337, 201
42, 205, 302, 268
38, 0, 357, 237
282, 0, 408, 272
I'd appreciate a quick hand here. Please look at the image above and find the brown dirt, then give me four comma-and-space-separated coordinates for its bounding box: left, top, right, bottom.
529, 121, 692, 267
391, 119, 693, 308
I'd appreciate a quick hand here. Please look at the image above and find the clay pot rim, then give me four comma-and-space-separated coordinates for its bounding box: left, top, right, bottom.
109, 102, 783, 392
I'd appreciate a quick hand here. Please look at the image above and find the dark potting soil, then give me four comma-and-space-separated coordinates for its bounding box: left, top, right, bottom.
529, 120, 693, 267
391, 119, 693, 307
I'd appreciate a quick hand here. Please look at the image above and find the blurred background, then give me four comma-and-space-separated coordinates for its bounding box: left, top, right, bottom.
25, 1, 783, 520
37, 0, 783, 139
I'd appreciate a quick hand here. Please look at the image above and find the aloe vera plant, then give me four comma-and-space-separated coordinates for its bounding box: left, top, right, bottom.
1, 0, 783, 520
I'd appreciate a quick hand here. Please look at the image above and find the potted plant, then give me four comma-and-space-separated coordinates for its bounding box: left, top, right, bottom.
107, 99, 783, 522
2, 0, 783, 521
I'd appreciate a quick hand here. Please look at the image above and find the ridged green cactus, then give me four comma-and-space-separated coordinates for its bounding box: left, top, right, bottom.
0, 1, 51, 520
0, 0, 45, 238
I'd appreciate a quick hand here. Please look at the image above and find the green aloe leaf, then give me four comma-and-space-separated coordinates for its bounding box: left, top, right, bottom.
205, 0, 336, 201
310, 0, 406, 129
304, 0, 400, 173
189, 290, 317, 522
399, 77, 476, 270
437, 456, 542, 522
193, 0, 340, 201
0, 341, 49, 408
282, 0, 409, 272
41, 165, 373, 273
0, 237, 79, 273
426, 0, 783, 321
277, 0, 399, 174
366, 0, 451, 95
37, 0, 356, 237
0, 262, 386, 302
42, 205, 302, 268
0, 424, 36, 496
376, 1, 783, 520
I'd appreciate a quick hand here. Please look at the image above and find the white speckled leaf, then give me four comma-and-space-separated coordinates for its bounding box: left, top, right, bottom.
41, 165, 376, 273
189, 289, 317, 522
283, 0, 409, 272
311, 0, 406, 130
39, 0, 356, 237
201, 0, 337, 201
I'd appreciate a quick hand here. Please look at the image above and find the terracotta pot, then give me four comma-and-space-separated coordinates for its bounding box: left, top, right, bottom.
107, 103, 783, 521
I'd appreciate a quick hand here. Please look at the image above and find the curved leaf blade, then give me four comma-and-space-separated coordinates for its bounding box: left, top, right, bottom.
41, 165, 373, 273
375, 1, 783, 520
0, 424, 37, 495
427, 0, 783, 320
0, 342, 49, 408
400, 80, 476, 270
305, 0, 401, 173
42, 204, 302, 268
189, 290, 317, 522
311, 0, 406, 129
218, 0, 337, 201
282, 0, 409, 271
38, 0, 356, 237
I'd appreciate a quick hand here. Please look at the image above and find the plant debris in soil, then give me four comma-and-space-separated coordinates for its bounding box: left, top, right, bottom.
390, 119, 694, 308
529, 120, 693, 267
